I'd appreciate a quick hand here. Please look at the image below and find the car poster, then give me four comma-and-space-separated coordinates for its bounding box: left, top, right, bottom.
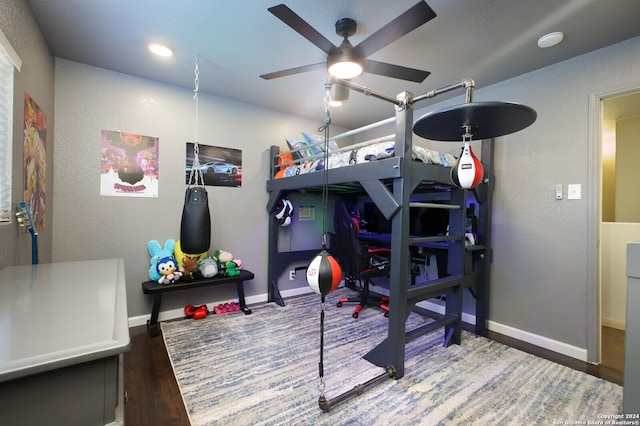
185, 142, 242, 187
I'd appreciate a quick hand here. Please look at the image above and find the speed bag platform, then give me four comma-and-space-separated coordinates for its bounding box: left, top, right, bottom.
180, 187, 211, 254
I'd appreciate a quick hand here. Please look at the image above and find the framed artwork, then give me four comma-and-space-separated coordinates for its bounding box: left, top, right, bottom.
23, 92, 46, 230
185, 142, 242, 187
100, 130, 159, 197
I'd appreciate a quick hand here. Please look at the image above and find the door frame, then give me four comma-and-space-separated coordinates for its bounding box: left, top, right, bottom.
587, 82, 640, 364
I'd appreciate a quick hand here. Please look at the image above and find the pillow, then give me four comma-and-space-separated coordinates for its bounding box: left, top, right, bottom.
275, 151, 294, 179
302, 132, 339, 152
286, 138, 314, 161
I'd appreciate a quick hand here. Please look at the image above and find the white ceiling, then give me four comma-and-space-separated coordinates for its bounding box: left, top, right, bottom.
26, 0, 640, 129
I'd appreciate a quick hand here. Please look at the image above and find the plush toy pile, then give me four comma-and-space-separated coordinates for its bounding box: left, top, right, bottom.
147, 239, 245, 320
148, 239, 243, 283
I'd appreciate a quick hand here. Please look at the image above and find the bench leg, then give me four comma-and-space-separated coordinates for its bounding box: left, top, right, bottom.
146, 294, 163, 337
235, 281, 252, 315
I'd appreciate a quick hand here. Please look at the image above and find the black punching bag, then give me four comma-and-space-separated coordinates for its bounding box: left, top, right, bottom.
180, 187, 211, 254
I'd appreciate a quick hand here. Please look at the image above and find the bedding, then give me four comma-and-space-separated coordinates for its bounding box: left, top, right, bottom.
274, 137, 457, 179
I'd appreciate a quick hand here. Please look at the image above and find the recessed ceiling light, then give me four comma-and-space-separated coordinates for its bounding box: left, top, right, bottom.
148, 43, 173, 57
537, 32, 564, 48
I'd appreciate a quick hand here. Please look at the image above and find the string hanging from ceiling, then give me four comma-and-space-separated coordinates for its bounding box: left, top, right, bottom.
180, 55, 211, 255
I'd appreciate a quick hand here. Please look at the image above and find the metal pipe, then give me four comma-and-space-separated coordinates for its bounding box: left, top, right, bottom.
410, 78, 475, 106
329, 118, 396, 141
329, 76, 404, 107
318, 365, 397, 411
464, 78, 475, 103
409, 202, 461, 209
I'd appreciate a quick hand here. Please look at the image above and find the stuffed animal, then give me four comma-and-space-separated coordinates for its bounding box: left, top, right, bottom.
225, 261, 240, 277
197, 256, 218, 278
213, 249, 242, 276
174, 240, 207, 278
148, 239, 183, 284
215, 249, 234, 263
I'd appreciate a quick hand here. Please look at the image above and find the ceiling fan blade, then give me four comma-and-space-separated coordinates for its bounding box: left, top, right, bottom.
268, 4, 341, 56
260, 62, 327, 80
364, 59, 430, 83
354, 1, 437, 58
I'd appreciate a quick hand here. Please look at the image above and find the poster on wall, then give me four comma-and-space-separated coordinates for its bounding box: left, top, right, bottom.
100, 130, 159, 197
23, 92, 46, 230
185, 142, 242, 187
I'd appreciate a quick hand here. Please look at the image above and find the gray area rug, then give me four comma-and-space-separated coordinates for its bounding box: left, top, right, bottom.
161, 288, 622, 425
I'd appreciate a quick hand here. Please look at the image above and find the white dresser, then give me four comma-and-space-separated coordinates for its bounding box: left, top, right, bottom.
0, 259, 130, 425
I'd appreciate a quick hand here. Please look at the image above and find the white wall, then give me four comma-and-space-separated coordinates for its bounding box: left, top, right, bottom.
601, 223, 640, 329
600, 116, 640, 330
52, 59, 346, 320
615, 117, 640, 222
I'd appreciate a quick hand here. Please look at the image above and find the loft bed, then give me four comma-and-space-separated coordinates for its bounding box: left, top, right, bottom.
265, 77, 535, 380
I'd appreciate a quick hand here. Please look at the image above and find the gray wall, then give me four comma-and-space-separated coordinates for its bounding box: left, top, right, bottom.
463, 36, 640, 352
52, 59, 348, 320
0, 0, 54, 269
354, 35, 640, 355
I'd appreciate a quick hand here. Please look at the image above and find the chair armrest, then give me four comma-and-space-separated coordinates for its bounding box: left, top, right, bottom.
368, 247, 391, 254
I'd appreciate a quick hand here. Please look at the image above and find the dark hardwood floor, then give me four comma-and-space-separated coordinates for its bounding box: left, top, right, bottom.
124, 325, 191, 425
123, 323, 624, 426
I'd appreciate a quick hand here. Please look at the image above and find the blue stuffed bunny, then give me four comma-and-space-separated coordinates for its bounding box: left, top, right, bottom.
148, 239, 183, 284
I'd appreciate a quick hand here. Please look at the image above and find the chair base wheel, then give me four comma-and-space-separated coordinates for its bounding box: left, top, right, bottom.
352, 312, 359, 319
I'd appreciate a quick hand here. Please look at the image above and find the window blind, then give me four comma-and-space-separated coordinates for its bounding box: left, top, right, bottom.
0, 30, 20, 222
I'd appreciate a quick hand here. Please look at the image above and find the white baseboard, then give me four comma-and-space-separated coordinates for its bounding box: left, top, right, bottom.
129, 285, 588, 362
415, 299, 478, 326
128, 285, 317, 328
415, 299, 587, 362
487, 321, 588, 362
602, 317, 626, 330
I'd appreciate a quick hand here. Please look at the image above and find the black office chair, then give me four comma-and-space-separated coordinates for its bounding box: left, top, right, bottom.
333, 200, 391, 318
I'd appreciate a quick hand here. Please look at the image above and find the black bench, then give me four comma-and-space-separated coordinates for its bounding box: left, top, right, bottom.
142, 269, 254, 337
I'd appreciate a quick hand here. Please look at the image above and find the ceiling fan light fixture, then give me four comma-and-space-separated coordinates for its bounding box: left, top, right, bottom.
329, 84, 349, 107
328, 60, 363, 79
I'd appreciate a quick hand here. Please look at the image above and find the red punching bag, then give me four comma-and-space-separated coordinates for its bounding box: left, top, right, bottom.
451, 142, 484, 189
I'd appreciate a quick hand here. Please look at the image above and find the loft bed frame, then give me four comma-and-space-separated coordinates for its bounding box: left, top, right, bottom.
265, 78, 494, 380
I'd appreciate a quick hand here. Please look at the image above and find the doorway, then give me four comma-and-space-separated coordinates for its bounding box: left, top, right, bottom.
587, 85, 640, 366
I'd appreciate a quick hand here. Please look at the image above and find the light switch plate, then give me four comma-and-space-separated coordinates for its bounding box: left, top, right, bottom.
555, 184, 563, 200
568, 184, 581, 200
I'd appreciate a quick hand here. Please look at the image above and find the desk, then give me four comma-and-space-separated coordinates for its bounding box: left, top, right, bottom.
358, 232, 485, 275
0, 259, 130, 426
142, 269, 255, 337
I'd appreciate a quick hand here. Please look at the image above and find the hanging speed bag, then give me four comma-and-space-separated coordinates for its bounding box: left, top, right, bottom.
451, 142, 484, 189
180, 187, 211, 254
306, 250, 342, 296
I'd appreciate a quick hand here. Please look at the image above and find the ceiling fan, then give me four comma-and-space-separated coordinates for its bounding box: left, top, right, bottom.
260, 1, 436, 83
